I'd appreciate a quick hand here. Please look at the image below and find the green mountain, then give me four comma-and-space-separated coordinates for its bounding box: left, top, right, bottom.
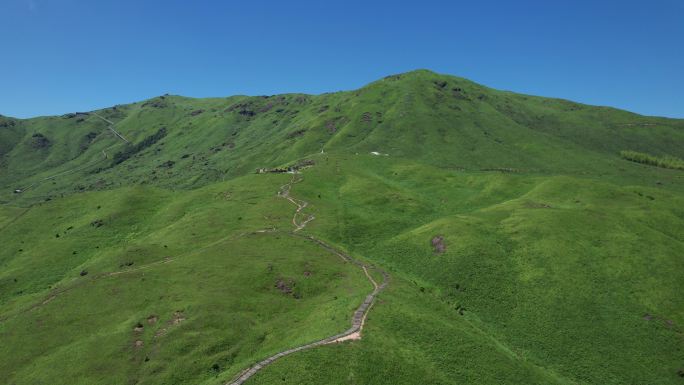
1, 70, 683, 385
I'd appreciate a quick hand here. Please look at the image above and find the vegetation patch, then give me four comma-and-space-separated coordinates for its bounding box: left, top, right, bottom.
30, 133, 51, 149
111, 127, 167, 165
620, 150, 684, 170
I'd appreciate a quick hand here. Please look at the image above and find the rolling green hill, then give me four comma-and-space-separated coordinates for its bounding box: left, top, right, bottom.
1, 70, 683, 384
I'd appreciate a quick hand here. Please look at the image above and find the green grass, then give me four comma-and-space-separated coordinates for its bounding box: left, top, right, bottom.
620, 150, 684, 170
0, 174, 372, 385
1, 70, 684, 384
257, 153, 684, 385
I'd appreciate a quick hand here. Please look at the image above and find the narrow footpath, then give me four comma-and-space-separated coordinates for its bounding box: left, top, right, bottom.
15, 113, 127, 193
226, 173, 389, 385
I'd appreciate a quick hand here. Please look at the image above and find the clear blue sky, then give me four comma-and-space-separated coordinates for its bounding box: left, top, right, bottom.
2, 0, 683, 118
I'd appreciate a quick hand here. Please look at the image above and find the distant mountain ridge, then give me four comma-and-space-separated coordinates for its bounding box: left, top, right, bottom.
2, 69, 683, 203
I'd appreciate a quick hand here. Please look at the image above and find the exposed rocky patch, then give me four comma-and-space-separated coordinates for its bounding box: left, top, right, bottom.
525, 201, 552, 209
171, 311, 185, 325
158, 160, 175, 168
431, 235, 446, 254
361, 112, 373, 123
325, 116, 349, 133
275, 278, 294, 294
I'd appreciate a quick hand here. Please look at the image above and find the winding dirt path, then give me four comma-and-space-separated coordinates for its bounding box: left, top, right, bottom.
226, 173, 389, 385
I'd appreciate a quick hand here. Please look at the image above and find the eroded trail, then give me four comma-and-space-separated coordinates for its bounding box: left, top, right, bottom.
227, 173, 389, 385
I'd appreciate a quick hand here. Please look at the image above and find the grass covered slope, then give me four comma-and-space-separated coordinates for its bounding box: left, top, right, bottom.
2, 70, 683, 205
1, 70, 684, 384
269, 153, 684, 384
0, 174, 372, 384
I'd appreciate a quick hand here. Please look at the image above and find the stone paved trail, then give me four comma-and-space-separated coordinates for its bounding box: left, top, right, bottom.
226, 173, 389, 385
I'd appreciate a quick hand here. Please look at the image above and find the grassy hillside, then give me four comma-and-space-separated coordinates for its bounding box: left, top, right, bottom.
3, 70, 683, 205
1, 70, 683, 384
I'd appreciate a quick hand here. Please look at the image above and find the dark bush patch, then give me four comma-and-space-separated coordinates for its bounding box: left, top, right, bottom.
141, 98, 168, 108
434, 80, 448, 89
112, 127, 167, 165
30, 133, 51, 149
286, 129, 306, 139
294, 95, 309, 104
226, 102, 258, 118
0, 118, 16, 128
259, 103, 274, 113
80, 270, 88, 276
